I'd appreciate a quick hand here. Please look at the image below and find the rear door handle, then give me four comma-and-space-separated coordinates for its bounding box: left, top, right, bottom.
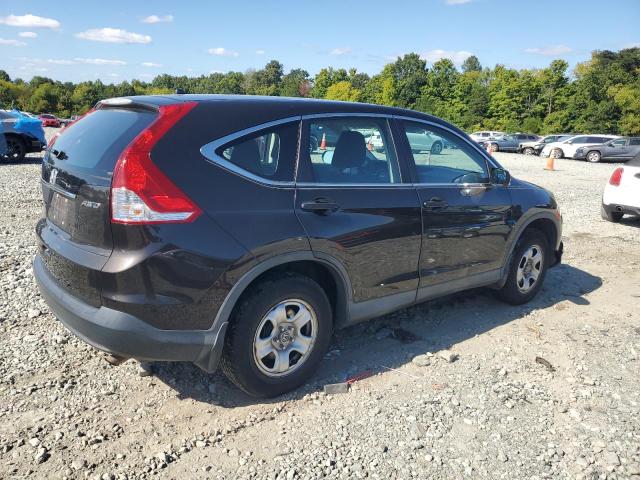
301, 198, 340, 214
423, 197, 448, 210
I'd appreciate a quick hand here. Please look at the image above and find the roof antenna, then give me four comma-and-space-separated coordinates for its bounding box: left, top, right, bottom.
175, 88, 186, 94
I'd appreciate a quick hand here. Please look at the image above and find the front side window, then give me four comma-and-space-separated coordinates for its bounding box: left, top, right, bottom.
611, 139, 627, 146
303, 117, 400, 184
215, 122, 298, 182
402, 121, 489, 184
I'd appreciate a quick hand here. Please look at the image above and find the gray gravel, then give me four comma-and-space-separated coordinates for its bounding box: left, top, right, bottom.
0, 130, 638, 479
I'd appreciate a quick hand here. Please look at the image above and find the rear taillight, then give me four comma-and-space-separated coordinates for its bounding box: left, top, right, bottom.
111, 102, 201, 224
609, 167, 624, 187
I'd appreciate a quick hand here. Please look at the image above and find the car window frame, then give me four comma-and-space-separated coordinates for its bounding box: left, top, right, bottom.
200, 116, 302, 188
296, 113, 406, 187
394, 115, 498, 187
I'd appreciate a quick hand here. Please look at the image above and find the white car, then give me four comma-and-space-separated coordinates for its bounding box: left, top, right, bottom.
470, 131, 505, 143
541, 134, 618, 159
602, 157, 640, 222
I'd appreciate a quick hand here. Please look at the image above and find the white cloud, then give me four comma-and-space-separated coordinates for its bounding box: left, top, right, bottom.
19, 31, 38, 38
208, 47, 239, 57
255, 49, 265, 55
141, 62, 163, 67
0, 14, 60, 29
0, 38, 27, 47
330, 47, 352, 55
75, 58, 127, 65
446, 0, 472, 4
75, 28, 152, 44
141, 15, 173, 24
524, 45, 572, 56
421, 49, 473, 65
46, 59, 76, 65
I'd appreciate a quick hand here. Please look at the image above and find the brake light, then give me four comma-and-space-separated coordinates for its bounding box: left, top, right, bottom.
111, 102, 201, 224
609, 167, 624, 187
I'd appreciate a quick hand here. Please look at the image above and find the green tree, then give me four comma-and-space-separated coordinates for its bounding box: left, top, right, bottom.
325, 81, 361, 102
461, 55, 482, 73
280, 69, 310, 97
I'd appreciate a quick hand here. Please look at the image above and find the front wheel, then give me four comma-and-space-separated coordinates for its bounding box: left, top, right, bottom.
495, 229, 549, 305
221, 274, 332, 397
1, 135, 26, 163
431, 141, 443, 155
522, 147, 535, 155
550, 148, 563, 159
586, 151, 601, 163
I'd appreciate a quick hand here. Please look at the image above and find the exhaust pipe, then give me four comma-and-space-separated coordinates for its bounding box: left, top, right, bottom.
104, 354, 129, 366
615, 206, 623, 212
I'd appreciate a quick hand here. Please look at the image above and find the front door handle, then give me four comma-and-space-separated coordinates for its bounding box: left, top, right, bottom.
423, 197, 448, 210
301, 198, 340, 215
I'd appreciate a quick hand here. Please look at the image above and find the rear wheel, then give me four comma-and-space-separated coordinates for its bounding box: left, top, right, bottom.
1, 135, 26, 163
550, 148, 563, 159
495, 229, 549, 305
221, 274, 332, 397
522, 147, 535, 155
586, 150, 601, 163
431, 141, 443, 155
491, 142, 500, 153
601, 204, 623, 222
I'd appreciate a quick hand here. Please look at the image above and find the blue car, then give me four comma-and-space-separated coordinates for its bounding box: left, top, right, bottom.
0, 110, 46, 162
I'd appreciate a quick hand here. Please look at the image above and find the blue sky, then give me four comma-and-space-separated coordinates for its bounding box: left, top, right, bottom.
1, 0, 639, 83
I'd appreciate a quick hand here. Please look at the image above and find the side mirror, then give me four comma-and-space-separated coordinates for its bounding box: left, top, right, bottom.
491, 167, 511, 186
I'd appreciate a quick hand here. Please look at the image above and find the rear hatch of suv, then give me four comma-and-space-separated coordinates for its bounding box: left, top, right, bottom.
39, 105, 157, 306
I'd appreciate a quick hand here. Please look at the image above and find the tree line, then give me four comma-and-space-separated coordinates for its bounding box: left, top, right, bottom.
1, 47, 639, 135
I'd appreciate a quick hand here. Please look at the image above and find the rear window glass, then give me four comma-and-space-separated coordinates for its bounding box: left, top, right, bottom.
215, 122, 298, 182
630, 138, 640, 146
52, 108, 155, 172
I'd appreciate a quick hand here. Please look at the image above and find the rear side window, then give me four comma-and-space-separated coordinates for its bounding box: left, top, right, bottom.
215, 122, 298, 182
52, 108, 155, 172
630, 138, 640, 145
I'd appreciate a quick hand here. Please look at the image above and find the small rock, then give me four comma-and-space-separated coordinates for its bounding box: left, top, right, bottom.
498, 452, 508, 463
602, 451, 620, 467
438, 350, 458, 363
28, 438, 40, 447
35, 447, 49, 464
71, 458, 87, 470
412, 354, 431, 367
28, 309, 41, 319
195, 440, 206, 448
136, 362, 153, 377
375, 327, 393, 340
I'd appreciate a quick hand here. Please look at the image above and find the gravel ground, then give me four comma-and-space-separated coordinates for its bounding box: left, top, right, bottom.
0, 129, 639, 480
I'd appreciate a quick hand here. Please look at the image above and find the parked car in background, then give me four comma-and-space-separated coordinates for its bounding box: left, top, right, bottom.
601, 156, 640, 222
541, 135, 619, 159
60, 115, 80, 127
34, 95, 563, 397
0, 109, 46, 162
469, 130, 505, 142
39, 114, 61, 128
573, 137, 640, 163
518, 134, 574, 155
478, 133, 541, 153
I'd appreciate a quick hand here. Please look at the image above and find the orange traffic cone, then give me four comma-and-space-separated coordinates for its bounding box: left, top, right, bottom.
544, 156, 555, 171
319, 133, 326, 151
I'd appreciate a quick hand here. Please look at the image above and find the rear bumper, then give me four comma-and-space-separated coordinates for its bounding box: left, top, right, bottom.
602, 202, 640, 217
33, 254, 227, 372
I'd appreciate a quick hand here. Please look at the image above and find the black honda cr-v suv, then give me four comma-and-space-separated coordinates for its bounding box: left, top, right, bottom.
34, 95, 563, 397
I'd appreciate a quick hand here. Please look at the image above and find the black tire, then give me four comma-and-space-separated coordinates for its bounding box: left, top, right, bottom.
221, 274, 332, 397
491, 142, 499, 153
586, 150, 601, 163
550, 148, 563, 159
431, 141, 443, 155
495, 228, 550, 305
601, 204, 623, 222
522, 147, 535, 155
1, 135, 26, 163
309, 135, 319, 153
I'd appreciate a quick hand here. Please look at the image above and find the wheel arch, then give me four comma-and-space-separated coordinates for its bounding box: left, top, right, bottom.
212, 252, 351, 334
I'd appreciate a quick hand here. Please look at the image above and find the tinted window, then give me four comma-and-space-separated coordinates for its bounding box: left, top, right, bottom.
52, 108, 154, 172
302, 117, 400, 184
629, 138, 640, 146
217, 122, 298, 182
586, 136, 607, 143
402, 121, 489, 184
571, 137, 589, 144
611, 139, 627, 146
